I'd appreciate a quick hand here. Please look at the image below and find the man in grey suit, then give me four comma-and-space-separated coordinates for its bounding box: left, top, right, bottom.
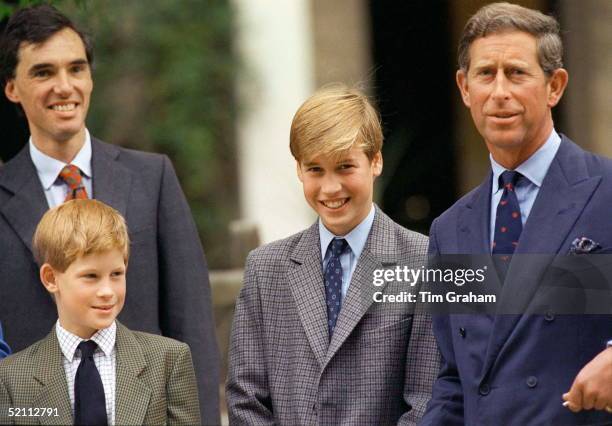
227, 85, 439, 425
0, 5, 219, 422
0, 323, 9, 359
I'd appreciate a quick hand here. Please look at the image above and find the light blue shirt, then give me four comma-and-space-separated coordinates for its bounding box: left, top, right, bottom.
319, 205, 375, 301
489, 130, 561, 249
29, 129, 93, 208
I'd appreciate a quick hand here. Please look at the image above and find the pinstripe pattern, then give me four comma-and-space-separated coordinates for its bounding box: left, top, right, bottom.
227, 207, 440, 425
0, 322, 200, 425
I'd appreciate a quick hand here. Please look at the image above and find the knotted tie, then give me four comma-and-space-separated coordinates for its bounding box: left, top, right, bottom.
324, 238, 348, 339
59, 164, 88, 201
74, 340, 107, 426
492, 170, 523, 279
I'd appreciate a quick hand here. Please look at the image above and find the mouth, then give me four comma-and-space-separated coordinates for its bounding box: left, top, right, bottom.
48, 102, 78, 112
488, 111, 519, 121
92, 305, 114, 313
320, 198, 349, 210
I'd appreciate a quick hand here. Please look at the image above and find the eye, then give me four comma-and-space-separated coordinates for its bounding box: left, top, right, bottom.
82, 273, 98, 280
33, 69, 51, 78
307, 166, 322, 173
111, 270, 125, 278
71, 64, 86, 73
338, 163, 355, 170
508, 68, 525, 76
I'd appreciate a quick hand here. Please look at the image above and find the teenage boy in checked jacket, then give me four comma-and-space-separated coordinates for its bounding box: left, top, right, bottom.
0, 199, 200, 425
227, 85, 440, 425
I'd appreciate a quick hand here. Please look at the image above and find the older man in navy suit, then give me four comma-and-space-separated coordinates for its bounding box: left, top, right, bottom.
420, 3, 612, 426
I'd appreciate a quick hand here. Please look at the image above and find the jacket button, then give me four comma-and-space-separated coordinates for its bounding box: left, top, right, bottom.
479, 384, 490, 395
459, 327, 466, 338
544, 311, 555, 321
527, 376, 538, 388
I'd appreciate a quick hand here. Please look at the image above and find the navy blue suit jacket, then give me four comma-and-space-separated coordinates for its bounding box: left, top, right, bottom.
421, 136, 612, 426
0, 323, 9, 359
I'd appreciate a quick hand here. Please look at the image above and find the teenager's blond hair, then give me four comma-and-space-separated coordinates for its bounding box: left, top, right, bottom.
289, 84, 383, 162
33, 199, 129, 271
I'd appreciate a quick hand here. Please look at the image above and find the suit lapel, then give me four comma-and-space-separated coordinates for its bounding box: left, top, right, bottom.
31, 329, 73, 425
458, 175, 492, 254
482, 136, 600, 376
114, 322, 152, 425
287, 224, 330, 368
325, 208, 397, 364
91, 139, 131, 217
0, 146, 48, 254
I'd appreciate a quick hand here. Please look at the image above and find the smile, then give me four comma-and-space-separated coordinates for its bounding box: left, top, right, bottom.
49, 103, 77, 111
92, 305, 114, 312
320, 198, 349, 209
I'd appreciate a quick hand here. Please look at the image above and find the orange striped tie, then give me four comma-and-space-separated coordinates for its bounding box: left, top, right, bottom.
59, 164, 89, 201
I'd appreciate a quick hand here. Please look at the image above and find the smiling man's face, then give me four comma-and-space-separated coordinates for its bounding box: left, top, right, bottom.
4, 27, 92, 146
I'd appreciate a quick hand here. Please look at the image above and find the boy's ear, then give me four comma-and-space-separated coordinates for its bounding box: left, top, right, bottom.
372, 151, 383, 177
296, 160, 304, 182
40, 263, 60, 294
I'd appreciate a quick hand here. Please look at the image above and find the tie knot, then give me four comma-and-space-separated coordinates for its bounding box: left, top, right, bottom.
77, 340, 98, 359
59, 164, 84, 189
329, 238, 348, 257
499, 170, 522, 189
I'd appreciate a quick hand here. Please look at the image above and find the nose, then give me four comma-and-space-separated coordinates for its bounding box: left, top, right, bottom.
321, 172, 342, 196
53, 70, 73, 96
491, 69, 511, 101
96, 279, 114, 299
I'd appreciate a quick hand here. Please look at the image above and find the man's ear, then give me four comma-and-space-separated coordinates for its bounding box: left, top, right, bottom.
4, 80, 20, 104
40, 263, 59, 295
456, 69, 471, 107
371, 151, 383, 177
296, 160, 304, 182
547, 68, 569, 108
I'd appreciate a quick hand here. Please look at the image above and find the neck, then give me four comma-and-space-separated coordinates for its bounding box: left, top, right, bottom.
488, 121, 553, 170
31, 128, 86, 164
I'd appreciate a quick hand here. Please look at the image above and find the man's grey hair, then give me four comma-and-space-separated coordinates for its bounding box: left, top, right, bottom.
458, 2, 563, 76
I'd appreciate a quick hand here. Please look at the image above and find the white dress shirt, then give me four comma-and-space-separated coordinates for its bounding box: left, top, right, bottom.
29, 129, 93, 207
56, 320, 116, 425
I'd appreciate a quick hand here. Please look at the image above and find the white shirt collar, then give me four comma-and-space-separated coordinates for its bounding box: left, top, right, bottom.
29, 129, 93, 190
490, 129, 561, 193
56, 319, 117, 362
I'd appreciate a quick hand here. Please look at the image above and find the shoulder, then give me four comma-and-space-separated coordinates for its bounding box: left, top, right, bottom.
127, 329, 192, 370
246, 226, 313, 266
92, 137, 169, 169
0, 339, 44, 382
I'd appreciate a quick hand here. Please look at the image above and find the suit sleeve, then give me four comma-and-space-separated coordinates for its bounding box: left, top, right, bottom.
419, 218, 465, 426
0, 324, 10, 359
226, 253, 276, 425
166, 343, 202, 425
397, 306, 440, 425
0, 374, 13, 425
157, 155, 220, 424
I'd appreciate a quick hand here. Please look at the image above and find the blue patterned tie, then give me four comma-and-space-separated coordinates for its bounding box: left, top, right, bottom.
74, 340, 107, 425
492, 171, 523, 279
324, 238, 348, 339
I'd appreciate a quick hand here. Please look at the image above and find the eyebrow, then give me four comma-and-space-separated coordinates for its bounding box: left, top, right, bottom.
27, 59, 89, 76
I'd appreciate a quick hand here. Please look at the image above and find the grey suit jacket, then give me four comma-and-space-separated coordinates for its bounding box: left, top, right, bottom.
0, 139, 219, 424
0, 322, 200, 425
227, 207, 440, 425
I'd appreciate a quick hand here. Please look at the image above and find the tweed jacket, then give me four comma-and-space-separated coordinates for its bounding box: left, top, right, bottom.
0, 138, 219, 423
227, 207, 440, 425
0, 322, 201, 425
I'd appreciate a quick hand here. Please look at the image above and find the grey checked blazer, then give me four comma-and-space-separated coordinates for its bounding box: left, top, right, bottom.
0, 322, 201, 425
227, 207, 440, 425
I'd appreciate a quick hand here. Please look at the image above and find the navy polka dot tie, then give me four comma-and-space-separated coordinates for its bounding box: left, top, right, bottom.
492, 171, 523, 278
324, 238, 348, 339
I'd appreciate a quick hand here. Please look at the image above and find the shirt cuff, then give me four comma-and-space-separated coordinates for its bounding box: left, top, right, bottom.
608, 340, 612, 348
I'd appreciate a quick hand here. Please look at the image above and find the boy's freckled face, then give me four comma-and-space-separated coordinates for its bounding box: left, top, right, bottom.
51, 249, 126, 339
297, 147, 382, 236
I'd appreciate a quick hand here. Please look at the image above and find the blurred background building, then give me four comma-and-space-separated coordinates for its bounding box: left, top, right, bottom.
1, 0, 610, 422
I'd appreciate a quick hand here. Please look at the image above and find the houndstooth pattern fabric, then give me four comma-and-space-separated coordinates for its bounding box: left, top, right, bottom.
227, 206, 440, 425
0, 322, 200, 425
